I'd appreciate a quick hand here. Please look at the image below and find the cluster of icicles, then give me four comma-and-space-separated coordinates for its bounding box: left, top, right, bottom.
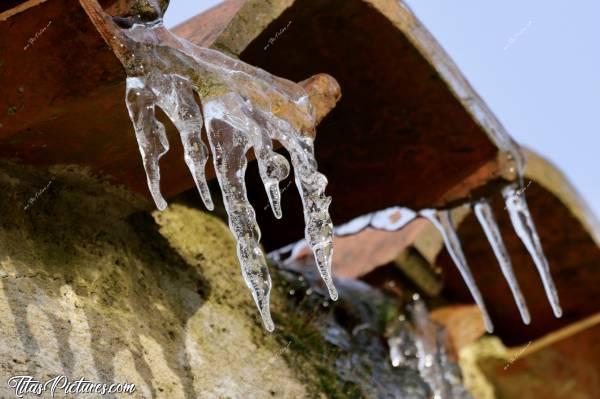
79, 0, 336, 331
334, 180, 562, 333
81, 0, 560, 333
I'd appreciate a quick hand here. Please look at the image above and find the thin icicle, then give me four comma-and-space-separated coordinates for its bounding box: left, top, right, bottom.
420, 209, 494, 333
474, 199, 531, 324
502, 183, 562, 317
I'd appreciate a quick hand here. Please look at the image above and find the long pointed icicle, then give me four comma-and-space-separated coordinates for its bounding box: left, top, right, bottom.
278, 132, 338, 301
502, 183, 562, 317
473, 199, 531, 324
420, 209, 494, 332
203, 98, 274, 331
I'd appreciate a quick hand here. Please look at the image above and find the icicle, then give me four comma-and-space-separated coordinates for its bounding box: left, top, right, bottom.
473, 199, 531, 324
420, 209, 494, 332
409, 297, 451, 399
276, 130, 338, 301
202, 98, 275, 331
80, 0, 339, 330
150, 74, 214, 210
387, 295, 469, 398
125, 77, 170, 211
502, 183, 562, 317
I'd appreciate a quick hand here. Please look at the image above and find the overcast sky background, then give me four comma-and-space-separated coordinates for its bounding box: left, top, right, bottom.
164, 1, 600, 217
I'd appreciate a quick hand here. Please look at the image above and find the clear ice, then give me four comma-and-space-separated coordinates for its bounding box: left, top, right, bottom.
388, 296, 469, 399
502, 183, 562, 317
473, 199, 531, 324
80, 0, 338, 331
321, 177, 560, 329
388, 315, 415, 368
409, 298, 452, 399
420, 209, 494, 333
298, 175, 561, 330
417, 177, 562, 327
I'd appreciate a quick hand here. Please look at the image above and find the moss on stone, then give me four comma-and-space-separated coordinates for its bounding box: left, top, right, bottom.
0, 160, 333, 397
267, 270, 364, 398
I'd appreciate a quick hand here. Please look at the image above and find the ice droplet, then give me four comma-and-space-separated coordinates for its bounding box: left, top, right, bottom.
473, 199, 531, 324
388, 318, 414, 367
502, 183, 562, 317
420, 209, 494, 333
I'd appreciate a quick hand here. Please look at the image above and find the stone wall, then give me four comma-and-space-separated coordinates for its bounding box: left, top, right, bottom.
0, 161, 314, 398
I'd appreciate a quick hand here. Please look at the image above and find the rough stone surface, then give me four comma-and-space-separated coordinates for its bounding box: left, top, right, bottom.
0, 160, 313, 398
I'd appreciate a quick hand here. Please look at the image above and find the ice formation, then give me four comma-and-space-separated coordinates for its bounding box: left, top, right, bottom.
80, 0, 338, 331
388, 295, 469, 399
334, 206, 417, 236
502, 183, 562, 317
420, 209, 494, 333
422, 178, 562, 328
388, 314, 414, 368
473, 199, 531, 324
81, 0, 561, 334
326, 178, 561, 331
409, 297, 451, 399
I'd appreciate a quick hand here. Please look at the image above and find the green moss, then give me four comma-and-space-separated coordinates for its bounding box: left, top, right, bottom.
268, 271, 363, 398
